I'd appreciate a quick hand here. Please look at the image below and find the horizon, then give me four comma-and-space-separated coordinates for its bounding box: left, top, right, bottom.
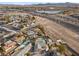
0, 2, 78, 5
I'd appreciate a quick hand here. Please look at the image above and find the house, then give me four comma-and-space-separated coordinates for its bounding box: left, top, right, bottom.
3, 40, 17, 55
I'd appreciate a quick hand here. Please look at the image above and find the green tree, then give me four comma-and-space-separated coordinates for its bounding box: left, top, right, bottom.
32, 16, 35, 20
0, 43, 5, 56
58, 45, 65, 54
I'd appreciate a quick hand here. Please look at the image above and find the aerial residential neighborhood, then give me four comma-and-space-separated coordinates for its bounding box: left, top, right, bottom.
0, 2, 79, 56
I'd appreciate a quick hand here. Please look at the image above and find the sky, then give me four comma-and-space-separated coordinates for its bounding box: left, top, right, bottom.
0, 0, 79, 5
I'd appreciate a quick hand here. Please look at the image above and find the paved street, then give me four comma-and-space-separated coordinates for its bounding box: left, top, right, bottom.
12, 43, 32, 56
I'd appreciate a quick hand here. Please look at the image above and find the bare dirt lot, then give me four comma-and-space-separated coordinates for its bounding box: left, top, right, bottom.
35, 16, 79, 55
